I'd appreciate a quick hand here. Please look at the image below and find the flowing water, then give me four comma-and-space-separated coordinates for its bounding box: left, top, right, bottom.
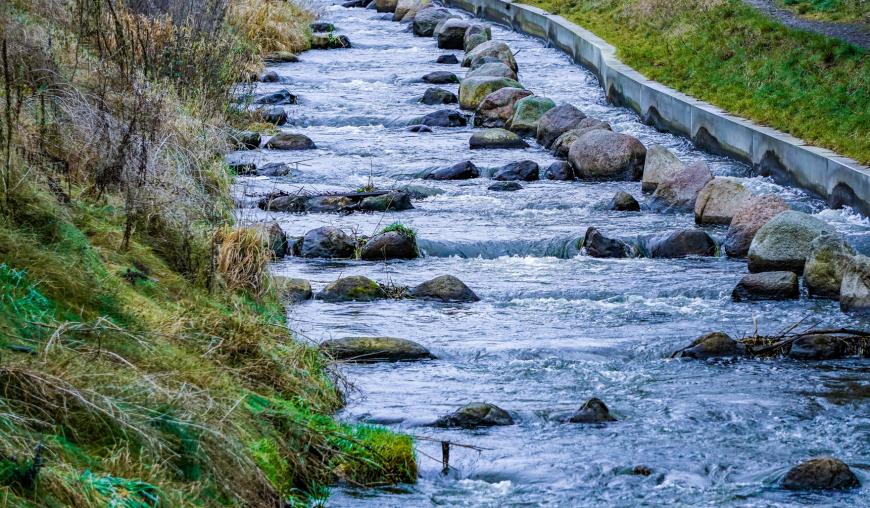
230, 2, 870, 506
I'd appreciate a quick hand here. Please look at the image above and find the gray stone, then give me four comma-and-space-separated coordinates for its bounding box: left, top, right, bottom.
415, 109, 466, 128
256, 162, 292, 177
550, 118, 611, 158
641, 145, 684, 193
542, 161, 574, 180
651, 162, 713, 211
584, 227, 632, 258
675, 332, 746, 359
648, 229, 717, 258
492, 160, 538, 181
569, 130, 646, 181
747, 211, 834, 273
394, 0, 429, 21
473, 87, 533, 128
265, 133, 316, 150
434, 402, 513, 428
535, 104, 587, 149
253, 89, 297, 105
425, 161, 479, 180
410, 274, 479, 302
610, 191, 640, 211
273, 276, 313, 303
694, 177, 754, 225
840, 255, 870, 314
724, 195, 791, 257
260, 70, 279, 83
359, 192, 414, 212
320, 337, 434, 363
412, 8, 456, 37
359, 231, 418, 260
509, 96, 556, 137
788, 335, 847, 360
465, 61, 517, 81
436, 54, 459, 64
259, 106, 287, 125
299, 226, 355, 258
464, 23, 491, 51
732, 272, 799, 301
422, 71, 459, 84
407, 124, 432, 133
462, 40, 518, 72
488, 181, 522, 191
568, 398, 616, 423
436, 19, 469, 50
469, 128, 528, 150
421, 87, 458, 105
318, 276, 386, 302
397, 184, 445, 199
804, 234, 856, 299
782, 457, 860, 490
261, 222, 287, 258
230, 130, 261, 150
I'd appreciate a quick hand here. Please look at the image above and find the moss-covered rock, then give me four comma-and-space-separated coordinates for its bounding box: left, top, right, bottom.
359, 231, 418, 260
474, 87, 532, 128
359, 192, 414, 212
462, 40, 518, 72
509, 96, 555, 136
318, 276, 387, 302
468, 128, 528, 150
320, 336, 434, 362
459, 76, 524, 110
434, 402, 513, 428
410, 274, 479, 302
803, 234, 856, 298
273, 276, 313, 303
782, 457, 860, 490
674, 332, 746, 359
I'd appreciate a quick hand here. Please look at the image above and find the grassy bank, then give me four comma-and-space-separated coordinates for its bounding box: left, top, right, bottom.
779, 0, 868, 22
0, 0, 414, 506
522, 0, 869, 165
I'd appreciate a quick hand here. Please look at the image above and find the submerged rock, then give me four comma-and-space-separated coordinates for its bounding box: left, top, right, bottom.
641, 145, 684, 193
256, 162, 293, 177
359, 192, 414, 212
273, 276, 313, 303
782, 457, 860, 490
415, 109, 466, 128
469, 128, 528, 150
584, 227, 633, 259
724, 195, 790, 257
299, 226, 355, 259
320, 337, 434, 362
474, 87, 533, 128
648, 230, 717, 258
359, 231, 418, 260
492, 160, 539, 181
410, 274, 479, 302
747, 211, 834, 273
397, 184, 445, 199
425, 160, 479, 180
675, 332, 746, 359
459, 76, 524, 110
569, 130, 646, 181
694, 177, 754, 225
407, 124, 432, 133
422, 71, 460, 84
788, 335, 848, 360
650, 162, 713, 211
568, 398, 616, 423
536, 103, 587, 149
542, 161, 574, 180
488, 181, 522, 192
434, 402, 513, 428
462, 40, 518, 72
509, 96, 556, 137
265, 133, 316, 150
318, 276, 386, 302
436, 19, 469, 50
420, 87, 458, 105
436, 53, 459, 64
732, 272, 799, 301
610, 191, 640, 212
803, 234, 856, 299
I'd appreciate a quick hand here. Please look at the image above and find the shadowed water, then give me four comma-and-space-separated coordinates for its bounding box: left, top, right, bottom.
231, 2, 870, 506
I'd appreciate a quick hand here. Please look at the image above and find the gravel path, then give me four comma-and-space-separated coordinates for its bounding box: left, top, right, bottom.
743, 0, 869, 49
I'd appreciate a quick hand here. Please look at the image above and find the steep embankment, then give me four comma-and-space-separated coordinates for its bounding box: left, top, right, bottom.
0, 0, 414, 506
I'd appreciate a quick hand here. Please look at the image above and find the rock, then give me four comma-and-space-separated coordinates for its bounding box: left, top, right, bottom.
436, 54, 459, 64
782, 457, 860, 490
542, 161, 574, 180
804, 234, 856, 299
425, 161, 479, 180
568, 398, 616, 423
359, 192, 414, 212
584, 227, 633, 258
410, 274, 479, 302
421, 71, 459, 84
641, 145, 684, 193
473, 87, 533, 128
420, 87, 458, 105
488, 181, 522, 191
273, 277, 313, 303
229, 130, 261, 150
610, 191, 640, 211
650, 162, 713, 211
318, 276, 386, 302
256, 162, 292, 177
415, 109, 466, 128
320, 337, 434, 362
569, 130, 646, 181
469, 128, 528, 150
469, 55, 501, 70
394, 0, 429, 21
434, 402, 513, 428
732, 272, 799, 301
509, 96, 556, 136
253, 89, 297, 105
675, 332, 746, 359
306, 195, 355, 213
397, 184, 445, 199
492, 160, 539, 181
459, 76, 524, 110
467, 62, 517, 81
229, 162, 256, 175
464, 23, 491, 52
259, 106, 287, 125
436, 19, 469, 49
310, 22, 335, 32
632, 466, 653, 476
310, 33, 351, 49
342, 0, 367, 7
265, 133, 316, 150
724, 195, 791, 257
694, 177, 754, 225
839, 255, 870, 314
299, 226, 355, 258
360, 231, 418, 260
788, 335, 848, 360
535, 104, 587, 149
747, 211, 834, 273
407, 124, 432, 133
258, 194, 307, 212
648, 230, 717, 258
412, 8, 457, 37
463, 40, 518, 72
261, 222, 287, 258
550, 119, 612, 159
263, 51, 299, 63
260, 70, 279, 83
375, 0, 397, 12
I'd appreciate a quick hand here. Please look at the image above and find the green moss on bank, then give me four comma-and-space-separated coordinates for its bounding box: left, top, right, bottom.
523, 0, 869, 165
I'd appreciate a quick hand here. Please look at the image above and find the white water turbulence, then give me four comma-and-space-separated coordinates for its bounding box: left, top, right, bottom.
230, 1, 870, 506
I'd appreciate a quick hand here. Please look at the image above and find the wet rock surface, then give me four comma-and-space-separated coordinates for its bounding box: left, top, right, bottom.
320, 336, 434, 362
434, 402, 514, 428
732, 272, 799, 301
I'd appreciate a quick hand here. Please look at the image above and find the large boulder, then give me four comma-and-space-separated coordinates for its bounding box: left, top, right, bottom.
318, 276, 386, 302
724, 195, 790, 257
509, 96, 556, 137
415, 109, 466, 128
610, 191, 640, 212
747, 211, 834, 273
674, 332, 746, 359
839, 255, 870, 314
568, 398, 616, 423
473, 87, 533, 128
421, 71, 459, 84
648, 229, 717, 258
320, 337, 434, 362
550, 119, 611, 158
434, 402, 513, 428
650, 161, 713, 211
542, 161, 574, 180
359, 192, 414, 212
803, 234, 856, 299
459, 76, 524, 110
782, 457, 860, 490
299, 227, 356, 258
410, 274, 479, 302
436, 19, 470, 49
273, 276, 313, 303
265, 133, 316, 150
641, 145, 684, 192
412, 8, 456, 37
694, 177, 754, 225
788, 335, 848, 360
462, 40, 518, 72
465, 61, 517, 81
535, 104, 587, 149
568, 130, 646, 181
492, 160, 539, 181
420, 87, 458, 105
261, 222, 288, 258
584, 227, 634, 258
359, 231, 418, 260
394, 0, 429, 21
731, 272, 799, 301
425, 160, 479, 180
469, 128, 528, 150
375, 0, 397, 12
464, 23, 491, 52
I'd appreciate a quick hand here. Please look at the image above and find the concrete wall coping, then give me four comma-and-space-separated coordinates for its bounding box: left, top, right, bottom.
443, 0, 870, 215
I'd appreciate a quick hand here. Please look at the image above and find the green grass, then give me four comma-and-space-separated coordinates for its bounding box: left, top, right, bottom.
381, 222, 417, 242
780, 0, 869, 22
522, 0, 870, 165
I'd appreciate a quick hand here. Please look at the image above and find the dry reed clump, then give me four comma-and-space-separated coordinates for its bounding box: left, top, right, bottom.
622, 0, 726, 27
213, 226, 272, 299
228, 0, 316, 54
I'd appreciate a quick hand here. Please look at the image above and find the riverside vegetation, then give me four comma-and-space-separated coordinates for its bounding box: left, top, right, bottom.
0, 0, 415, 506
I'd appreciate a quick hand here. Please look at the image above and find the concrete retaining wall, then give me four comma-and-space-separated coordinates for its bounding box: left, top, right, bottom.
444, 0, 870, 215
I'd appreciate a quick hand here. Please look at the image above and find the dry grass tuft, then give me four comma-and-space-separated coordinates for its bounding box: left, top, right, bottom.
228, 0, 316, 54
214, 226, 272, 299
